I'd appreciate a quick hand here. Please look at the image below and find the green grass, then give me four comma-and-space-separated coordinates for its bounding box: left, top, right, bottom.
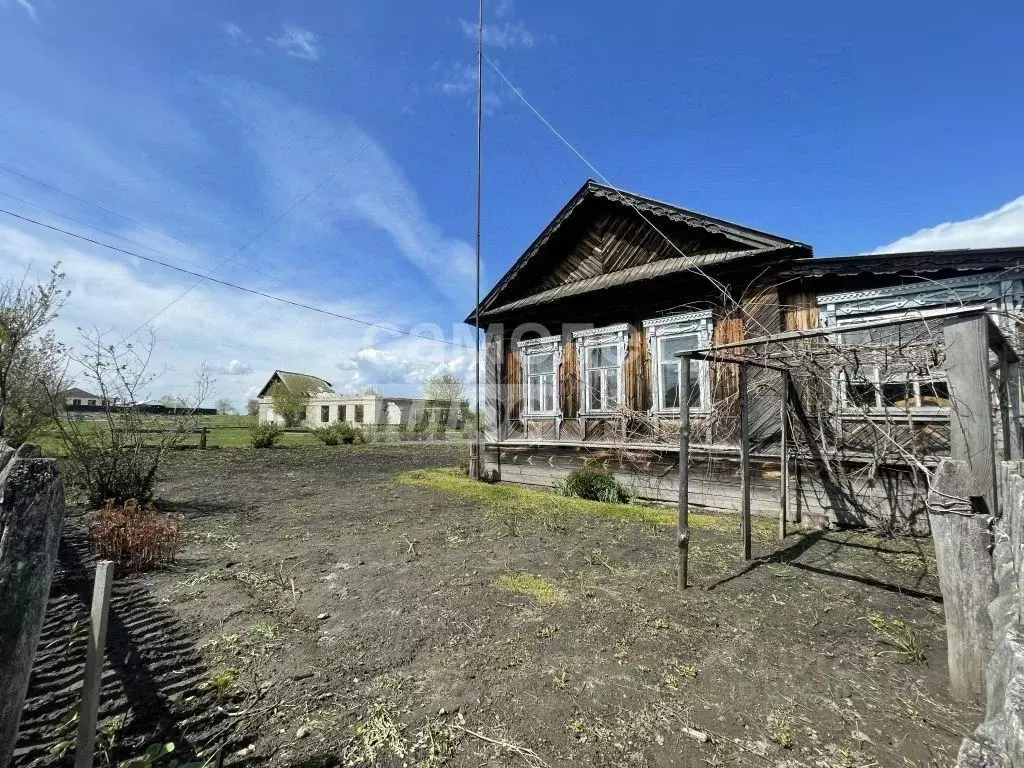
397, 468, 777, 538
495, 573, 565, 603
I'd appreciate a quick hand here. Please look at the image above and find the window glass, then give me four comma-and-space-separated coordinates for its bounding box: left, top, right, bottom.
321, 405, 330, 422
528, 353, 554, 375
354, 405, 364, 423
919, 379, 950, 408
658, 334, 700, 409
524, 348, 557, 414
339, 404, 347, 421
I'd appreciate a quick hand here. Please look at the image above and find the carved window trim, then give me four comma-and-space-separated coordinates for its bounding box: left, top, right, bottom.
643, 311, 713, 414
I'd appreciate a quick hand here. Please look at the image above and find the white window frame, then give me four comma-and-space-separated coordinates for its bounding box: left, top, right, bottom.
518, 335, 561, 418
573, 324, 628, 415
833, 313, 950, 415
643, 311, 713, 414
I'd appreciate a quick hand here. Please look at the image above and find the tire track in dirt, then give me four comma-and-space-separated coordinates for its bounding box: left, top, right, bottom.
13, 530, 234, 768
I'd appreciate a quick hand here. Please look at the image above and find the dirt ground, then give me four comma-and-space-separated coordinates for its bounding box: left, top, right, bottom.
25, 443, 980, 768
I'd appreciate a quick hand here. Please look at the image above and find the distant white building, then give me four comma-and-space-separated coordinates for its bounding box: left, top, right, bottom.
62, 387, 114, 409
255, 370, 437, 428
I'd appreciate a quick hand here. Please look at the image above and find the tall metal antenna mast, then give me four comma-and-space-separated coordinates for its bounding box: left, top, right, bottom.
474, 0, 484, 473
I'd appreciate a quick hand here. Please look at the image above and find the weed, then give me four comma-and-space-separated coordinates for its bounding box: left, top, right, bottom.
767, 708, 795, 749
535, 624, 558, 638
551, 668, 570, 690
343, 703, 409, 765
89, 499, 181, 572
495, 573, 565, 603
248, 619, 278, 642
555, 464, 630, 503
120, 742, 201, 768
867, 614, 926, 663
199, 668, 238, 698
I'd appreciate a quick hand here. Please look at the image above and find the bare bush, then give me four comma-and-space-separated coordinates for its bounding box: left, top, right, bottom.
50, 330, 211, 506
89, 499, 182, 572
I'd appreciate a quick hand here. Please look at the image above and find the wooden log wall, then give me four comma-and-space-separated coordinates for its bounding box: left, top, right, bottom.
561, 335, 579, 419
504, 343, 523, 422
625, 323, 650, 412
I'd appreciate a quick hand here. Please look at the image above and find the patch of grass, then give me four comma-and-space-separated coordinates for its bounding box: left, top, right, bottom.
767, 707, 795, 748
399, 468, 776, 537
867, 614, 927, 663
496, 572, 565, 603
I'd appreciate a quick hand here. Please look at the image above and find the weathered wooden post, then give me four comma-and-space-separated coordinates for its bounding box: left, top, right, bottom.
927, 313, 999, 700
0, 442, 67, 768
779, 371, 790, 540
199, 427, 208, 450
74, 560, 115, 768
738, 363, 752, 561
468, 441, 480, 481
678, 354, 691, 590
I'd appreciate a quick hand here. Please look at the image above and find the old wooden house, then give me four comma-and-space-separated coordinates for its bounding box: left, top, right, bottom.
467, 180, 1024, 528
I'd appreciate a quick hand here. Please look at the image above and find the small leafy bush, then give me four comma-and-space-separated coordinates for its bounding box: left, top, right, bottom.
432, 424, 447, 440
556, 465, 630, 504
312, 422, 365, 446
89, 499, 182, 572
249, 423, 283, 448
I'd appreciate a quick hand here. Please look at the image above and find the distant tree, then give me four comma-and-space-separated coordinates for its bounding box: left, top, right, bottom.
363, 386, 383, 397
215, 397, 235, 415
424, 371, 467, 428
246, 399, 259, 416
269, 382, 307, 427
0, 265, 68, 443
159, 394, 188, 409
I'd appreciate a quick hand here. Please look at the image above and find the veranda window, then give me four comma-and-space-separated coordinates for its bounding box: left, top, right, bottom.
643, 311, 712, 412
518, 336, 561, 416
838, 316, 950, 411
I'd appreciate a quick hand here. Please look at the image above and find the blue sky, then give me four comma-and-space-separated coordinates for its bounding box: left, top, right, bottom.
1, 0, 1022, 406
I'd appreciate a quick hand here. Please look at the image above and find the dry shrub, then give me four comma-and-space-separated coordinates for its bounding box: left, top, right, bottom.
89, 499, 182, 572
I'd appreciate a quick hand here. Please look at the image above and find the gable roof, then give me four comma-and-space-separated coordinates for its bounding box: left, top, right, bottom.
63, 387, 102, 400
466, 179, 808, 325
257, 370, 336, 399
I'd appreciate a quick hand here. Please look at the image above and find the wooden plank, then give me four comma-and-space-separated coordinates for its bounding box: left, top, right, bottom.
678, 355, 691, 590
780, 372, 789, 539
739, 364, 752, 560
75, 560, 115, 768
1006, 359, 1022, 460
944, 315, 998, 517
0, 444, 66, 768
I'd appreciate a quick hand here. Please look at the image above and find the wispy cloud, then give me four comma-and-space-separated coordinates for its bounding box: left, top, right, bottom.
0, 0, 37, 20
216, 79, 477, 308
875, 194, 1024, 253
210, 359, 254, 376
433, 61, 502, 112
223, 22, 250, 46
459, 18, 535, 49
267, 25, 321, 61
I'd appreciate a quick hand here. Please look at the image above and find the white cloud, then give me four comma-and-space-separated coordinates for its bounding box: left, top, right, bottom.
333, 344, 475, 400
0, 224, 469, 408
0, 0, 36, 20
267, 25, 321, 61
216, 79, 477, 307
433, 62, 502, 112
224, 22, 250, 45
494, 0, 515, 19
210, 359, 253, 375
875, 195, 1024, 253
459, 18, 535, 49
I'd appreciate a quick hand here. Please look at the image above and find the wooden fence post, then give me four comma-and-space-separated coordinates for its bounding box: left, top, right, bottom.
74, 560, 115, 768
739, 364, 752, 561
0, 443, 67, 768
929, 313, 999, 700
678, 354, 691, 590
468, 442, 480, 481
199, 427, 208, 450
779, 371, 790, 540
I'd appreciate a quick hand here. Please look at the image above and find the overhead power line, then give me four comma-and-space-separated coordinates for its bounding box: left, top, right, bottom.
0, 207, 473, 350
